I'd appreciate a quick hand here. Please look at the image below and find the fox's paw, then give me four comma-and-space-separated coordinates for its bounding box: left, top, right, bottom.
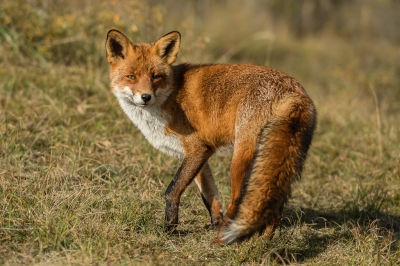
204, 223, 215, 230
203, 209, 224, 230
164, 223, 178, 234
213, 237, 225, 245
204, 220, 221, 230
262, 223, 279, 240
206, 210, 224, 230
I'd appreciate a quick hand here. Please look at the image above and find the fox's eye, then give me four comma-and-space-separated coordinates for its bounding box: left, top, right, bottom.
126, 75, 136, 80
152, 74, 162, 81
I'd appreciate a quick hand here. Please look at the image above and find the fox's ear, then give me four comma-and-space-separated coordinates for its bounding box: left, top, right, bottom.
154, 31, 181, 64
106, 30, 131, 64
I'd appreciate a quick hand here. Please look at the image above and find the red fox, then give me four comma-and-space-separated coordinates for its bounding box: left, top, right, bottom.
105, 30, 316, 244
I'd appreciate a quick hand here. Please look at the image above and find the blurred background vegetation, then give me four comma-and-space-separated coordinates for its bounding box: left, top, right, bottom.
1, 0, 399, 264
2, 0, 400, 62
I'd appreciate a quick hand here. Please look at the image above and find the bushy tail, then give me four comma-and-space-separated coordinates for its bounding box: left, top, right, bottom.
219, 94, 317, 244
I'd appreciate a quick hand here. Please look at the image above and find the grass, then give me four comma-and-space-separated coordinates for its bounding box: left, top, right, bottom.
1, 0, 400, 265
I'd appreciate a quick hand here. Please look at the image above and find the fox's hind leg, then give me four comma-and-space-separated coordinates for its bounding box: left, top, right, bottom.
262, 201, 284, 239
215, 138, 257, 243
225, 141, 256, 219
194, 162, 223, 228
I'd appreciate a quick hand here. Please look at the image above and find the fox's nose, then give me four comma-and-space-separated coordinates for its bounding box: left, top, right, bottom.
141, 94, 152, 103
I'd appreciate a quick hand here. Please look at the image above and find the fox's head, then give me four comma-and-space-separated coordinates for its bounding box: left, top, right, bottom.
106, 30, 181, 107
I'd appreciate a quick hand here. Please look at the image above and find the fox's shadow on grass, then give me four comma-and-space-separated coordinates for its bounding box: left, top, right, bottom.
268, 206, 400, 263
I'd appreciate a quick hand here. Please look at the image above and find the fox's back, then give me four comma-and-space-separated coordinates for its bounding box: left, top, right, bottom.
162, 63, 312, 149
173, 63, 307, 98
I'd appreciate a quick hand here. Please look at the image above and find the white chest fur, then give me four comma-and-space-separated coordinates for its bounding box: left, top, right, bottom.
114, 89, 184, 159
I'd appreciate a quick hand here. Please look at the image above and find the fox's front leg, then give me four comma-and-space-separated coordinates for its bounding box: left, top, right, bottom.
164, 145, 214, 233
194, 162, 223, 228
